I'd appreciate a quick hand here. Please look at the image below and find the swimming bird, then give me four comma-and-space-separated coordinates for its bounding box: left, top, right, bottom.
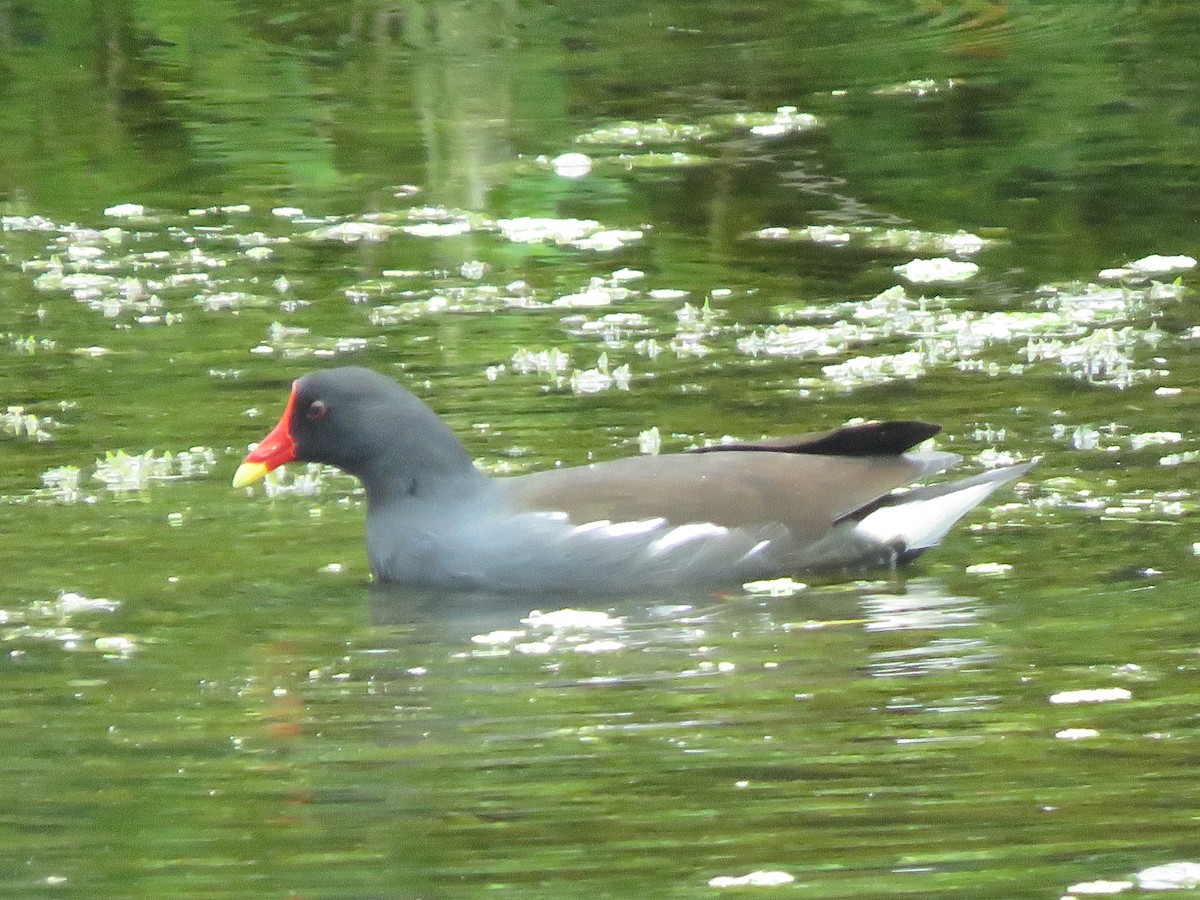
233, 367, 1032, 592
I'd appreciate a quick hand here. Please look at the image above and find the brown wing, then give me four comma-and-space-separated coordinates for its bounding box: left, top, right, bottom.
501, 450, 955, 546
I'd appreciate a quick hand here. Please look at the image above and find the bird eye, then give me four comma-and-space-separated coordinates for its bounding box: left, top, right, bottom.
305, 399, 329, 421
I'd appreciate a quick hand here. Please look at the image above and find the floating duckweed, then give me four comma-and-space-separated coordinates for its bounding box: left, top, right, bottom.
550, 152, 592, 178
1159, 450, 1200, 467
569, 353, 631, 394
894, 257, 979, 283
262, 465, 323, 498
740, 106, 822, 137
571, 312, 654, 344
364, 285, 543, 324
94, 635, 137, 656
305, 221, 397, 242
554, 276, 635, 308
574, 639, 625, 654
975, 448, 1024, 468
471, 628, 527, 646
255, 463, 357, 499
402, 220, 472, 238
497, 217, 643, 251
614, 150, 712, 169
259, 321, 382, 359
1048, 688, 1132, 704
709, 871, 796, 888
5, 334, 57, 354
574, 119, 716, 146
0, 592, 130, 657
1137, 862, 1200, 890
579, 229, 645, 251
92, 447, 217, 491
36, 270, 118, 295
510, 347, 571, 376
460, 260, 488, 280
38, 466, 87, 503
1051, 423, 1104, 450
393, 206, 476, 238
45, 592, 120, 616
743, 577, 807, 596
2, 214, 59, 232
67, 244, 104, 262
1099, 254, 1196, 280
738, 321, 860, 359
873, 78, 959, 96
1, 406, 56, 442
819, 351, 927, 388
189, 203, 252, 216
965, 563, 1013, 576
752, 225, 992, 256
103, 203, 146, 218
196, 290, 261, 312
1128, 432, 1182, 451
761, 275, 1179, 392
1056, 729, 1102, 741
611, 267, 644, 282
638, 426, 662, 456
670, 302, 723, 357
522, 608, 624, 630
1022, 327, 1163, 388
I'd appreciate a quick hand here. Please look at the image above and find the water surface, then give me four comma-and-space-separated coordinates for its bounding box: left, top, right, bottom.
2, 2, 1200, 897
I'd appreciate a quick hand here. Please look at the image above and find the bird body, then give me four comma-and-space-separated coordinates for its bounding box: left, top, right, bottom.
235, 367, 1032, 593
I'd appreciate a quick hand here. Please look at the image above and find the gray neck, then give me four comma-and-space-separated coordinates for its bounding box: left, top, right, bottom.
356, 408, 488, 510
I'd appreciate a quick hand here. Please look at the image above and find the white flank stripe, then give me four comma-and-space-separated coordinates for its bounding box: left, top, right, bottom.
649, 523, 729, 554
591, 517, 666, 538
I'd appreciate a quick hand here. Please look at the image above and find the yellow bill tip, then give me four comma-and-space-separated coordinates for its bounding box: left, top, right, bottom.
232, 461, 270, 489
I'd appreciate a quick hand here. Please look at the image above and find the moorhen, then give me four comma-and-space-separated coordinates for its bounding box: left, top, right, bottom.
234, 367, 1033, 592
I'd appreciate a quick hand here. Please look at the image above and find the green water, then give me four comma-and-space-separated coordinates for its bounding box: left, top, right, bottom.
3, 1, 1200, 897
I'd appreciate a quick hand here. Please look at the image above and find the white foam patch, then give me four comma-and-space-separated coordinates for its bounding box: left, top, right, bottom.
709, 871, 795, 888
1137, 862, 1200, 890
574, 639, 625, 654
471, 629, 526, 646
743, 577, 805, 597
1056, 728, 1100, 740
649, 522, 729, 554
523, 608, 623, 630
1049, 688, 1131, 704
855, 480, 997, 551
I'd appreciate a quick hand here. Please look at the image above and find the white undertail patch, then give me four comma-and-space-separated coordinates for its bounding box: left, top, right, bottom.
855, 481, 998, 552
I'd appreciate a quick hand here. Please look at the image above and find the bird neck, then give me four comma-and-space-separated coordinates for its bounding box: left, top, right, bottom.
357, 413, 488, 510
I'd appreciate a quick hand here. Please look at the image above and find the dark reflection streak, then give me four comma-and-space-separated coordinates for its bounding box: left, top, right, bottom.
706, 139, 737, 263
94, 0, 123, 121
